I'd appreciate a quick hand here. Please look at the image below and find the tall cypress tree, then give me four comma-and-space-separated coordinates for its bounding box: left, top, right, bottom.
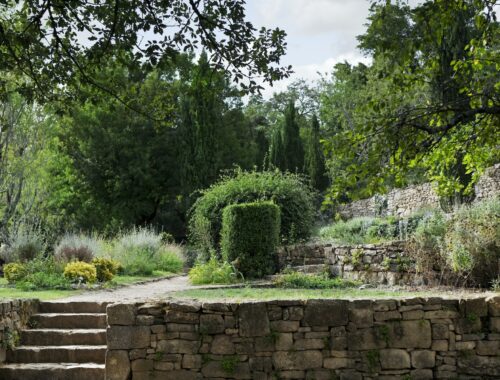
282, 101, 304, 172
304, 115, 328, 191
269, 127, 286, 170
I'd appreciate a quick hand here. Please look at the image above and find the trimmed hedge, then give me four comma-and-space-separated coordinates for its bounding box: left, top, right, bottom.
221, 201, 280, 278
189, 170, 315, 256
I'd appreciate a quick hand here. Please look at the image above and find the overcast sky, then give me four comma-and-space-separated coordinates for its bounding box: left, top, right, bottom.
245, 0, 421, 97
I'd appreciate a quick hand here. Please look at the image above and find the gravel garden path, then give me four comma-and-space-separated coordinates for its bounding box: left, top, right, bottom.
62, 275, 195, 302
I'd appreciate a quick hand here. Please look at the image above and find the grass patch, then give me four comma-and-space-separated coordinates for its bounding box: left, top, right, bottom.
170, 287, 438, 301
274, 271, 361, 289
0, 286, 82, 300
0, 271, 174, 299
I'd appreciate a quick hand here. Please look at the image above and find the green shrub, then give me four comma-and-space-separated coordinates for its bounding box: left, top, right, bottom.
91, 258, 120, 282
188, 257, 240, 285
111, 227, 161, 275
407, 210, 447, 274
189, 170, 315, 256
110, 227, 185, 275
15, 256, 70, 290
3, 263, 27, 283
55, 234, 105, 263
221, 202, 280, 278
319, 217, 384, 244
1, 226, 46, 263
156, 245, 184, 273
63, 261, 97, 284
17, 272, 71, 291
274, 271, 360, 289
444, 199, 499, 287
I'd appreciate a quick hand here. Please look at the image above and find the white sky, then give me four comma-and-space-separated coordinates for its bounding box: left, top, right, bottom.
245, 0, 421, 98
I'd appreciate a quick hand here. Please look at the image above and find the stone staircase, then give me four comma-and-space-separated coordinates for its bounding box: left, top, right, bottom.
0, 301, 108, 380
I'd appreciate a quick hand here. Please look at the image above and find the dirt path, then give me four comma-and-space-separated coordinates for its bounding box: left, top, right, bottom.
63, 275, 194, 302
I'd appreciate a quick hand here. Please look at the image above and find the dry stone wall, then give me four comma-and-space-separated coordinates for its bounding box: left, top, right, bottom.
277, 242, 427, 286
106, 296, 500, 380
338, 164, 500, 219
0, 299, 38, 363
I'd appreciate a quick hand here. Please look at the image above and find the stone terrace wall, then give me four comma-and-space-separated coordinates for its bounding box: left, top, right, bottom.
106, 296, 500, 380
277, 242, 427, 286
0, 299, 39, 363
338, 164, 500, 219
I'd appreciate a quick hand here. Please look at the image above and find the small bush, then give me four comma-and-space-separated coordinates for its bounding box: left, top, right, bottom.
110, 227, 184, 275
221, 201, 280, 278
319, 217, 384, 244
274, 271, 361, 289
55, 234, 105, 263
444, 199, 499, 287
91, 258, 120, 282
189, 169, 315, 256
156, 245, 184, 273
3, 263, 27, 283
15, 256, 70, 290
63, 261, 97, 284
110, 228, 159, 275
17, 272, 71, 291
1, 226, 46, 263
188, 257, 240, 285
407, 210, 447, 275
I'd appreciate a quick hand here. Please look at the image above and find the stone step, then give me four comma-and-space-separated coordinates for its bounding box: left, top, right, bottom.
30, 313, 107, 329
7, 345, 106, 364
39, 301, 108, 314
0, 363, 105, 380
21, 328, 106, 346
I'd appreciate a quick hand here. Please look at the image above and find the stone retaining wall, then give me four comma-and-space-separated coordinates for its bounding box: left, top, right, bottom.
277, 242, 426, 286
338, 164, 500, 219
0, 299, 39, 363
106, 296, 500, 379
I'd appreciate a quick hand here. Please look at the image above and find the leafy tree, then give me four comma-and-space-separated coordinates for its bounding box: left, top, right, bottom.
269, 127, 286, 171
321, 0, 499, 205
0, 0, 291, 103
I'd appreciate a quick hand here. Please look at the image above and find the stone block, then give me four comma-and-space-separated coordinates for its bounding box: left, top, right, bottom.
293, 338, 325, 350
348, 302, 373, 327
107, 326, 151, 349
387, 320, 432, 348
431, 340, 448, 351
165, 310, 199, 324
199, 314, 224, 334
239, 303, 270, 337
107, 304, 136, 326
269, 320, 300, 332
210, 335, 235, 354
304, 300, 348, 327
411, 350, 435, 369
275, 333, 293, 351
182, 354, 202, 369
272, 351, 323, 370
201, 361, 251, 379
476, 340, 499, 356
379, 349, 410, 369
131, 359, 153, 371
323, 357, 354, 369
491, 317, 500, 333
410, 369, 434, 380
432, 323, 449, 340
457, 354, 500, 377
106, 350, 130, 380
347, 327, 387, 350
157, 339, 200, 354
465, 298, 488, 318
488, 296, 500, 316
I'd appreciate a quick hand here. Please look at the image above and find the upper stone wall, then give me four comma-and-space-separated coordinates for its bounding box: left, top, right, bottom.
106, 295, 500, 380
338, 164, 500, 219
